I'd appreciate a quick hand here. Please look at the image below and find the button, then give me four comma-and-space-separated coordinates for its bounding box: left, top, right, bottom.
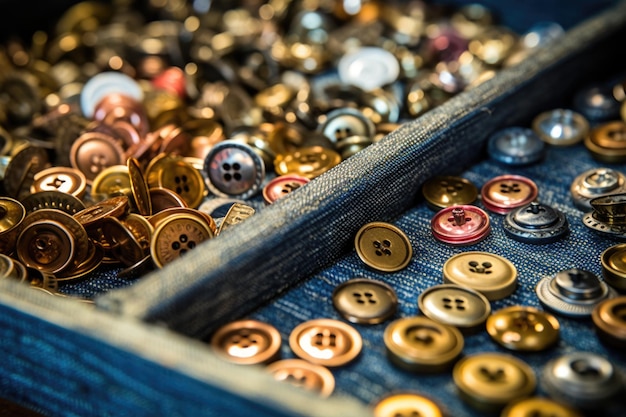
149, 187, 188, 213
535, 268, 616, 318
582, 193, 626, 240
468, 26, 517, 66
481, 174, 538, 214
74, 196, 130, 230
573, 83, 622, 122
354, 222, 413, 272
592, 296, 626, 348
601, 243, 626, 291
31, 166, 87, 199
101, 217, 146, 267
90, 164, 131, 201
503, 201, 569, 244
70, 131, 126, 182
453, 352, 536, 412
501, 397, 583, 417
319, 108, 375, 145
289, 318, 362, 367
217, 202, 256, 235
541, 352, 623, 410
265, 359, 335, 398
262, 174, 310, 205
486, 306, 560, 351
20, 191, 86, 216
127, 157, 152, 216
80, 71, 144, 119
3, 145, 49, 200
372, 393, 444, 417
203, 140, 265, 200
532, 109, 589, 146
584, 120, 626, 163
443, 252, 517, 301
430, 205, 491, 245
93, 93, 149, 137
487, 127, 546, 166
421, 175, 478, 211
332, 278, 398, 324
17, 216, 75, 274
274, 146, 341, 179
383, 316, 464, 373
338, 46, 400, 92
570, 167, 626, 212
210, 319, 281, 365
417, 284, 491, 333
0, 196, 25, 255
150, 213, 215, 268
146, 153, 205, 209
121, 213, 153, 253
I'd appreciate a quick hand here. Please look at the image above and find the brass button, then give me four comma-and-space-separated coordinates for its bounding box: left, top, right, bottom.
150, 213, 214, 268
210, 319, 281, 365
354, 222, 413, 272
481, 174, 538, 214
262, 174, 310, 205
145, 153, 205, 209
90, 164, 131, 201
486, 306, 560, 351
582, 193, 626, 239
3, 144, 49, 200
453, 352, 536, 412
274, 146, 341, 179
430, 205, 491, 245
443, 251, 517, 301
31, 166, 87, 199
74, 196, 130, 229
20, 191, 86, 216
332, 278, 398, 324
601, 243, 626, 291
69, 131, 126, 182
265, 359, 335, 398
418, 284, 491, 333
127, 157, 152, 216
592, 296, 626, 348
372, 393, 444, 417
421, 175, 478, 211
532, 109, 589, 146
383, 316, 464, 373
585, 120, 626, 163
289, 318, 362, 367
501, 397, 583, 417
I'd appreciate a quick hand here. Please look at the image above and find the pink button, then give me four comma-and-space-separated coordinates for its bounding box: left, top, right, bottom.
262, 174, 310, 204
431, 205, 491, 245
481, 174, 538, 214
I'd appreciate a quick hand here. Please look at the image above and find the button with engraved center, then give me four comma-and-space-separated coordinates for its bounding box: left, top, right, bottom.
570, 167, 626, 212
372, 393, 444, 417
487, 127, 546, 166
453, 352, 536, 412
584, 120, 626, 163
289, 318, 362, 367
418, 284, 491, 333
354, 222, 413, 272
592, 296, 626, 348
210, 319, 281, 365
262, 174, 310, 204
150, 213, 214, 268
535, 268, 616, 318
601, 243, 626, 291
421, 175, 478, 211
332, 278, 398, 324
443, 251, 517, 301
431, 205, 491, 245
486, 306, 560, 351
31, 167, 87, 199
532, 109, 589, 146
501, 396, 583, 417
274, 146, 342, 179
542, 352, 623, 410
266, 359, 335, 398
504, 201, 569, 244
383, 316, 464, 373
203, 140, 265, 200
481, 175, 538, 214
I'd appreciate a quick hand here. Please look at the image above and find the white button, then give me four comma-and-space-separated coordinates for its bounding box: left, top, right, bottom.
338, 47, 400, 92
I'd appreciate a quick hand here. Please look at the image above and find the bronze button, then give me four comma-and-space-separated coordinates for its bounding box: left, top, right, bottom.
265, 359, 335, 398
332, 278, 398, 324
383, 316, 464, 373
210, 319, 281, 365
150, 213, 214, 268
372, 393, 444, 417
443, 251, 517, 301
592, 296, 626, 348
585, 120, 626, 163
274, 146, 342, 179
3, 144, 49, 200
0, 196, 26, 254
289, 318, 362, 367
501, 397, 583, 417
74, 196, 130, 229
601, 243, 626, 291
90, 165, 131, 201
17, 219, 75, 274
262, 174, 310, 205
101, 217, 147, 267
481, 174, 539, 214
127, 157, 152, 216
31, 166, 87, 199
148, 187, 188, 213
354, 222, 413, 272
421, 175, 478, 211
486, 306, 560, 351
453, 352, 536, 412
418, 284, 491, 333
69, 131, 126, 182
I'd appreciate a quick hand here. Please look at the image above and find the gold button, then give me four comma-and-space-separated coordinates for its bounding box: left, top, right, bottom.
372, 393, 444, 417
274, 146, 341, 179
127, 157, 152, 216
481, 175, 538, 214
486, 306, 560, 351
418, 284, 491, 333
592, 296, 626, 348
354, 222, 412, 272
90, 165, 131, 201
150, 213, 214, 268
453, 352, 536, 412
584, 120, 626, 163
289, 318, 362, 367
421, 175, 478, 211
0, 196, 26, 255
31, 166, 87, 199
601, 243, 626, 291
332, 278, 398, 324
265, 359, 335, 398
383, 316, 464, 372
443, 251, 517, 301
146, 153, 205, 209
210, 319, 281, 365
501, 397, 583, 417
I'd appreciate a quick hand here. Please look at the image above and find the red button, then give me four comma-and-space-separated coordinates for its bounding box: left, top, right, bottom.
481, 174, 538, 214
431, 205, 491, 245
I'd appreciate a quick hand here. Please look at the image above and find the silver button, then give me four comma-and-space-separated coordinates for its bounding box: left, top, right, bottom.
203, 140, 266, 199
535, 268, 616, 317
532, 109, 589, 146
487, 127, 546, 166
503, 201, 569, 244
332, 278, 398, 325
318, 108, 375, 145
417, 284, 491, 333
570, 167, 626, 212
338, 46, 400, 92
542, 352, 623, 410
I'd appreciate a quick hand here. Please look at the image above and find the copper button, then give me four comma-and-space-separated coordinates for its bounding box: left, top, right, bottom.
430, 205, 491, 245
127, 157, 152, 216
31, 166, 87, 199
332, 278, 398, 324
592, 296, 626, 348
17, 219, 75, 274
210, 319, 281, 365
501, 397, 583, 417
262, 174, 310, 205
70, 131, 125, 182
372, 393, 444, 417
265, 359, 335, 398
421, 175, 478, 211
486, 306, 560, 351
354, 222, 413, 272
101, 217, 147, 267
481, 174, 538, 214
289, 318, 362, 367
418, 284, 491, 333
74, 196, 130, 229
150, 213, 214, 268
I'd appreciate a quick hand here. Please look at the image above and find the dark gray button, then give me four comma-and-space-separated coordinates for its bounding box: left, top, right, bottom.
573, 83, 622, 122
571, 167, 626, 211
487, 127, 546, 166
504, 201, 568, 244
